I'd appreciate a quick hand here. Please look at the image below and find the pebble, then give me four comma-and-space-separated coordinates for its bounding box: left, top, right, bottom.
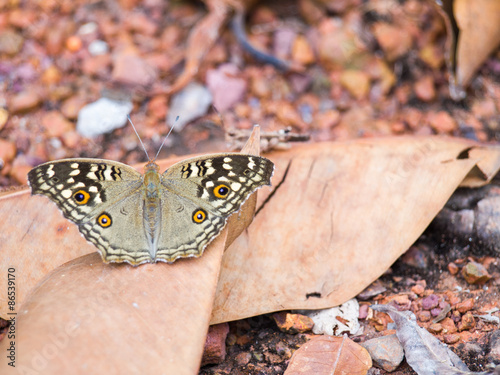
235, 352, 251, 366
272, 312, 314, 334
201, 323, 229, 366
41, 65, 62, 85
361, 334, 404, 372
441, 317, 458, 334
0, 139, 16, 167
40, 111, 74, 138
422, 294, 439, 310
301, 299, 360, 336
0, 29, 23, 55
167, 83, 212, 131
206, 64, 247, 112
147, 95, 168, 120
65, 35, 82, 52
112, 53, 158, 87
462, 261, 492, 284
411, 284, 425, 296
427, 111, 457, 133
77, 97, 133, 137
88, 40, 109, 56
414, 76, 436, 102
458, 312, 475, 332
417, 311, 431, 322
82, 55, 112, 77
0, 108, 8, 130
339, 70, 370, 100
9, 91, 41, 113
448, 262, 459, 275
427, 323, 443, 334
292, 35, 315, 66
455, 298, 475, 313
443, 333, 460, 344
372, 22, 412, 61
61, 96, 87, 120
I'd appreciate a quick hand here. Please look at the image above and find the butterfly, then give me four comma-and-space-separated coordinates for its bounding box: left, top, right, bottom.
27, 126, 274, 265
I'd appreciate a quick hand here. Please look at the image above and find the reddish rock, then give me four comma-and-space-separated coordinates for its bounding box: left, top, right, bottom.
40, 111, 74, 138
272, 312, 314, 334
9, 164, 31, 185
9, 91, 41, 114
428, 111, 457, 133
422, 294, 439, 310
443, 333, 460, 344
206, 64, 247, 112
458, 312, 475, 332
411, 284, 425, 296
372, 22, 412, 61
448, 262, 459, 275
0, 139, 16, 166
455, 298, 475, 314
417, 311, 431, 322
462, 261, 492, 284
427, 323, 443, 334
65, 35, 82, 52
147, 95, 168, 120
41, 65, 62, 85
61, 96, 87, 120
441, 317, 458, 334
414, 76, 436, 102
235, 352, 251, 366
82, 55, 112, 77
112, 53, 158, 87
201, 323, 229, 366
292, 35, 315, 66
340, 70, 370, 100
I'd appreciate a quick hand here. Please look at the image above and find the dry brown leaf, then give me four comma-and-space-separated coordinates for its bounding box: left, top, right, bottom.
1, 137, 500, 326
436, 0, 500, 99
284, 335, 372, 375
0, 127, 263, 374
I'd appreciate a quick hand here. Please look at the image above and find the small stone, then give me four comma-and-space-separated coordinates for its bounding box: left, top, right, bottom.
88, 40, 109, 56
41, 65, 62, 85
359, 304, 369, 319
458, 312, 475, 332
462, 261, 492, 284
0, 139, 16, 167
45, 27, 65, 55
61, 96, 87, 120
201, 323, 229, 366
272, 312, 314, 334
302, 299, 360, 336
427, 323, 443, 334
414, 76, 436, 102
0, 108, 8, 130
339, 70, 370, 100
443, 333, 460, 344
312, 109, 340, 130
82, 55, 112, 76
206, 63, 247, 112
0, 29, 24, 55
273, 27, 296, 60
292, 35, 315, 65
40, 111, 74, 138
65, 35, 82, 52
428, 111, 457, 133
147, 95, 168, 120
112, 53, 158, 87
411, 284, 425, 296
61, 131, 81, 149
448, 262, 459, 275
455, 298, 475, 313
430, 308, 442, 317
441, 317, 458, 334
401, 246, 427, 269
9, 163, 31, 185
167, 83, 212, 131
9, 91, 41, 114
235, 352, 251, 366
422, 294, 439, 310
419, 43, 444, 69
361, 334, 404, 372
392, 294, 410, 306
77, 97, 133, 137
372, 22, 412, 61
417, 311, 431, 322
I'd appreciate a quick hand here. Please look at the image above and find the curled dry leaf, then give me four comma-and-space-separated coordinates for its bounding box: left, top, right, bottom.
371, 304, 496, 375
284, 334, 372, 375
435, 0, 500, 100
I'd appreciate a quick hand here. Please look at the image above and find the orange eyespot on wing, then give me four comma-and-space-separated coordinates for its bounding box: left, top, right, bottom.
73, 190, 90, 205
192, 209, 207, 223
97, 213, 112, 228
213, 184, 230, 199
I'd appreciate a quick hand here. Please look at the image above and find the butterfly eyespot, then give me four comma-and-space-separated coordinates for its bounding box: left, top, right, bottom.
192, 209, 207, 224
97, 213, 112, 228
73, 190, 90, 204
213, 184, 230, 199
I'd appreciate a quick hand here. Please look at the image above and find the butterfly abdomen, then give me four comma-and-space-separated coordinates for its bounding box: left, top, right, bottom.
143, 162, 162, 258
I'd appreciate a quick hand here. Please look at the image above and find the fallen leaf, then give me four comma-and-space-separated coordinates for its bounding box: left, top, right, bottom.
371, 304, 496, 375
284, 334, 372, 375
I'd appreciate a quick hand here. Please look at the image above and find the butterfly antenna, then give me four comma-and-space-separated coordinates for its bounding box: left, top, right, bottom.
153, 116, 178, 161
127, 115, 151, 161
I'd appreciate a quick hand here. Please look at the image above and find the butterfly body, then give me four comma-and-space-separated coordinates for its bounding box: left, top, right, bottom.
28, 154, 274, 265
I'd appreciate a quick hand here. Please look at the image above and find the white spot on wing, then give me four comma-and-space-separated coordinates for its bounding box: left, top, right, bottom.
61, 189, 72, 198
71, 163, 79, 169
46, 165, 55, 178
89, 186, 98, 193
231, 182, 242, 191
69, 169, 80, 176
